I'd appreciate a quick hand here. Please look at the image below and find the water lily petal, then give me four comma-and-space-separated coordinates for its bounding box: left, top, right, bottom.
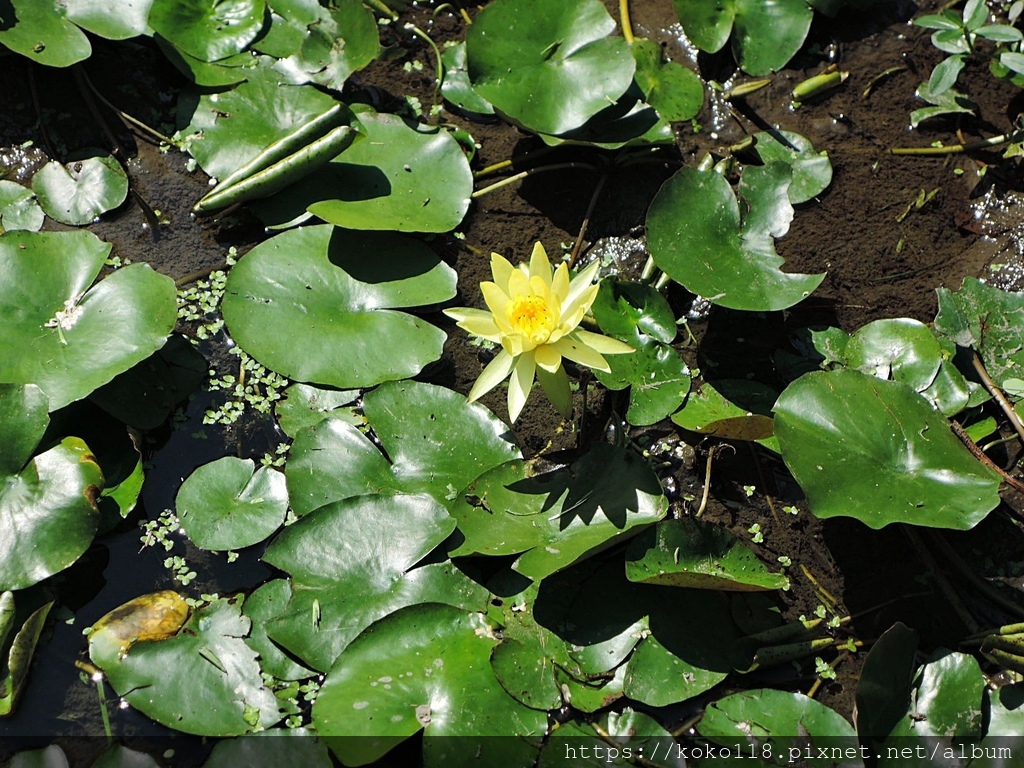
551, 335, 611, 373
508, 350, 536, 423
507, 268, 531, 299
468, 349, 515, 403
490, 252, 516, 292
529, 242, 552, 286
559, 283, 600, 332
501, 333, 526, 357
551, 262, 570, 301
535, 343, 562, 372
561, 260, 600, 314
454, 309, 502, 342
538, 364, 571, 418
573, 329, 635, 355
480, 281, 513, 333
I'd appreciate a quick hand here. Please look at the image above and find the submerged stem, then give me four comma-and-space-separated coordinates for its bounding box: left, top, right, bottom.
404, 24, 443, 99
470, 162, 598, 198
568, 171, 608, 268
473, 145, 559, 179
971, 353, 1024, 447
891, 130, 1024, 156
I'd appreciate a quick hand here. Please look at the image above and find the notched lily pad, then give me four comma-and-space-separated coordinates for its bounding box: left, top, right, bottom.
0, 591, 54, 716
149, 0, 266, 63
625, 518, 789, 591
0, 181, 44, 232
31, 155, 128, 226
177, 457, 289, 551
752, 130, 832, 204
89, 594, 282, 736
449, 443, 667, 581
671, 379, 780, 451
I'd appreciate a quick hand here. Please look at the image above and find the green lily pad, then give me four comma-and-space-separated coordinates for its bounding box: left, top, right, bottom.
0, 0, 92, 67
449, 443, 667, 581
632, 37, 704, 122
91, 746, 161, 768
242, 580, 315, 682
538, 709, 685, 768
222, 225, 455, 389
275, 383, 359, 435
440, 42, 495, 115
263, 493, 488, 671
674, 0, 814, 76
177, 458, 289, 551
647, 164, 824, 311
879, 652, 986, 764
203, 730, 333, 768
0, 436, 102, 591
0, 181, 44, 232
699, 689, 859, 761
90, 595, 282, 736
752, 131, 832, 204
89, 334, 208, 430
313, 603, 546, 767
149, 0, 266, 62
625, 518, 790, 591
31, 155, 128, 226
845, 318, 943, 391
252, 0, 318, 58
537, 85, 672, 150
273, 111, 471, 233
0, 591, 54, 716
465, 0, 635, 136
0, 383, 49, 477
591, 279, 677, 345
554, 665, 625, 713
774, 369, 1001, 530
935, 278, 1024, 387
594, 341, 690, 426
855, 622, 919, 749
286, 380, 520, 516
157, 37, 255, 86
5, 746, 70, 768
272, 0, 380, 88
179, 64, 339, 180
0, 230, 177, 410
671, 379, 780, 451
65, 0, 155, 40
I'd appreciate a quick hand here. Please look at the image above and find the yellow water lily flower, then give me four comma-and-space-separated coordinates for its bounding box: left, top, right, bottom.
444, 242, 634, 422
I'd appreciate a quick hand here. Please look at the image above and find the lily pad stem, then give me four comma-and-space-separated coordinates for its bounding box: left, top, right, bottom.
364, 0, 398, 20
471, 162, 598, 198
971, 353, 1024, 446
76, 68, 174, 146
404, 24, 443, 99
27, 62, 58, 160
670, 712, 703, 738
695, 444, 732, 517
653, 272, 671, 292
175, 263, 228, 289
926, 530, 1024, 621
568, 171, 608, 268
950, 419, 1024, 494
890, 129, 1024, 156
619, 0, 634, 45
473, 145, 559, 179
639, 255, 658, 283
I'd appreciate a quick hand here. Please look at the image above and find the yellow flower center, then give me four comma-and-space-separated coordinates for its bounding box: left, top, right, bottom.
507, 294, 554, 344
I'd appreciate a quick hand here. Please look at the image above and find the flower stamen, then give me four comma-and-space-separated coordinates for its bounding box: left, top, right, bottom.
507, 295, 553, 344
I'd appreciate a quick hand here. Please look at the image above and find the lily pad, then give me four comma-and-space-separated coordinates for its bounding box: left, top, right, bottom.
671, 379, 780, 451
275, 383, 359, 435
752, 131, 833, 204
591, 279, 677, 345
263, 493, 488, 671
273, 0, 380, 88
0, 181, 44, 232
699, 689, 860, 760
222, 225, 455, 389
0, 591, 54, 716
537, 85, 672, 150
179, 64, 339, 180
440, 42, 495, 115
260, 111, 472, 233
31, 155, 128, 226
0, 230, 178, 410
594, 341, 690, 426
632, 37, 704, 122
313, 603, 546, 767
845, 318, 943, 391
855, 622, 919, 749
65, 0, 155, 40
89, 595, 283, 736
177, 458, 289, 551
538, 709, 685, 768
647, 164, 824, 311
625, 518, 790, 591
774, 369, 1001, 530
935, 277, 1024, 387
465, 0, 635, 136
242, 580, 315, 682
156, 37, 255, 86
0, 0, 92, 67
449, 443, 667, 581
674, 0, 814, 76
149, 0, 266, 62
286, 380, 520, 515
203, 730, 333, 768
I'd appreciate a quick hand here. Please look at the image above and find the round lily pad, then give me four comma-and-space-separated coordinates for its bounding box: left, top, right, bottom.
272, 0, 380, 88
647, 165, 824, 311
0, 181, 44, 232
0, 0, 92, 67
313, 603, 546, 766
0, 230, 178, 410
222, 225, 455, 389
632, 37, 704, 122
176, 457, 289, 551
753, 131, 832, 204
89, 595, 282, 736
31, 155, 128, 226
465, 0, 635, 135
66, 0, 155, 40
774, 369, 1001, 530
149, 0, 266, 62
700, 688, 858, 746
